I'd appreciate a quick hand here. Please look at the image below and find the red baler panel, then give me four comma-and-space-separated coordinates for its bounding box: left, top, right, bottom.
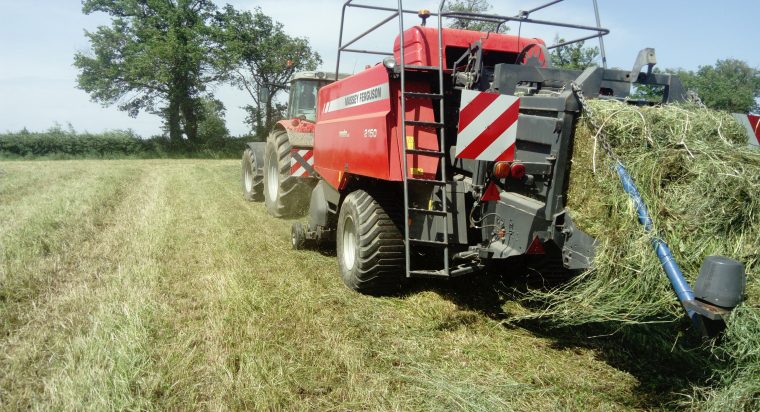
393, 26, 546, 69
315, 65, 393, 189
314, 65, 440, 189
391, 81, 440, 181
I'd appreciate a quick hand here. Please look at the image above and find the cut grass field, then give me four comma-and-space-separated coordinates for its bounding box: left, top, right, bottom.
0, 159, 706, 410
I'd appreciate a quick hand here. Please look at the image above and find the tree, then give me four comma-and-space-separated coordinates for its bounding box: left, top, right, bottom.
217, 6, 321, 136
550, 37, 599, 70
631, 60, 760, 113
74, 0, 227, 143
445, 0, 509, 33
681, 59, 760, 113
197, 98, 229, 142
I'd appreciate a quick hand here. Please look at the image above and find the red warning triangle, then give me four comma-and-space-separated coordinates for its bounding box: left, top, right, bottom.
481, 181, 501, 201
526, 236, 546, 254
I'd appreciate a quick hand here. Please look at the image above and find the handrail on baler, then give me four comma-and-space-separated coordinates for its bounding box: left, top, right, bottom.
334, 0, 611, 79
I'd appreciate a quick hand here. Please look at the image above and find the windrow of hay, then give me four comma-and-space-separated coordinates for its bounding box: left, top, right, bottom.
517, 100, 759, 409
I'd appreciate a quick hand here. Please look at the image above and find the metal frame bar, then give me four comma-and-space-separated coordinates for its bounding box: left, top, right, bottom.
523, 0, 565, 16
335, 0, 610, 78
345, 3, 435, 15
397, 0, 411, 278
441, 11, 609, 35
547, 32, 607, 50
436, 0, 450, 277
593, 0, 608, 68
340, 12, 399, 51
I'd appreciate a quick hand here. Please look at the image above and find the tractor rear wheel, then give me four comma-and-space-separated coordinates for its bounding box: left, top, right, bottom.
263, 129, 311, 218
337, 190, 405, 295
241, 148, 263, 201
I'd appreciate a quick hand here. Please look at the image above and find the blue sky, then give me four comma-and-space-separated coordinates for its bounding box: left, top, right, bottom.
0, 0, 758, 137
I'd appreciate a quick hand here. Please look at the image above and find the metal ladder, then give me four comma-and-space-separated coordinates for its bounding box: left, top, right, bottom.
397, 4, 451, 278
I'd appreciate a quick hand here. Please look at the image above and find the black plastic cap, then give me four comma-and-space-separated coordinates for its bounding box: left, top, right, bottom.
695, 256, 746, 308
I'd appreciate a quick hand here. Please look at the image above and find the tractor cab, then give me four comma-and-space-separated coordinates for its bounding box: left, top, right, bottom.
287, 71, 349, 122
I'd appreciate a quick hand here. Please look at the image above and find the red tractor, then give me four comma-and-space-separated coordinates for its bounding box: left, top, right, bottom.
241, 71, 348, 216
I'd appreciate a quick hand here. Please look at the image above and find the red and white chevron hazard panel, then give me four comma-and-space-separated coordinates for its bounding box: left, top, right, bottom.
290, 149, 314, 177
749, 114, 760, 146
455, 90, 520, 162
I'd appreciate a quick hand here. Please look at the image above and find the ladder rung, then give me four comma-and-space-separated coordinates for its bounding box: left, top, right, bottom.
407, 177, 447, 185
405, 120, 444, 128
406, 148, 444, 157
408, 269, 449, 278
408, 207, 447, 216
408, 238, 449, 247
404, 92, 443, 99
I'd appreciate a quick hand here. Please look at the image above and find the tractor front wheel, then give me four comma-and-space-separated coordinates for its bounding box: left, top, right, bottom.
337, 190, 405, 295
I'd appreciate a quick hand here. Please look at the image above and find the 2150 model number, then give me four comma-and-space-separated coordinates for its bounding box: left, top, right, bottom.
363, 128, 378, 138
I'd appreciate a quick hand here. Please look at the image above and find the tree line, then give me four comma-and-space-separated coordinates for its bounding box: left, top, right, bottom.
0, 126, 246, 159
74, 0, 320, 145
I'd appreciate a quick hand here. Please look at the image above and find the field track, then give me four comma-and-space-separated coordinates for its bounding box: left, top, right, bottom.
1, 159, 671, 410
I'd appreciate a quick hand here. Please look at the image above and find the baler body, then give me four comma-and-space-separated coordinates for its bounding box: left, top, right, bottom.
300, 20, 691, 280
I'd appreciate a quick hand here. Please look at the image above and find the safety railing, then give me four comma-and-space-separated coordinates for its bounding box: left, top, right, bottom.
335, 0, 611, 78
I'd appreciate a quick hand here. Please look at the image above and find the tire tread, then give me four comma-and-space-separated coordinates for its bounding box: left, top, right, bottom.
264, 130, 313, 217
339, 190, 405, 295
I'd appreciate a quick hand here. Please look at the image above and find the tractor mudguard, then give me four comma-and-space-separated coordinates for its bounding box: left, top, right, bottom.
275, 119, 315, 148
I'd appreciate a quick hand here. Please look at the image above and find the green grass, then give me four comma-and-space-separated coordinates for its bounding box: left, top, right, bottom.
0, 159, 687, 410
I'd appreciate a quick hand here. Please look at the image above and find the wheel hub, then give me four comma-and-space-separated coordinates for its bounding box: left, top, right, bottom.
266, 150, 279, 200
341, 215, 357, 271
244, 162, 253, 192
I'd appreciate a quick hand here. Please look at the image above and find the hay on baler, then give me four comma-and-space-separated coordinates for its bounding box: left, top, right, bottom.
518, 99, 759, 409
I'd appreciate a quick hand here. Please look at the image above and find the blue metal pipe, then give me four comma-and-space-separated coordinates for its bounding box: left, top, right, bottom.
613, 161, 697, 320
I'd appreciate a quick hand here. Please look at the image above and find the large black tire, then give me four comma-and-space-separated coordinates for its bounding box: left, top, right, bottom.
263, 130, 312, 218
241, 148, 263, 201
337, 190, 405, 295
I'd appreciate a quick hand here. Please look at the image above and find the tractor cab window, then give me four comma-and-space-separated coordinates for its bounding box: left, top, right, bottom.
288, 80, 320, 122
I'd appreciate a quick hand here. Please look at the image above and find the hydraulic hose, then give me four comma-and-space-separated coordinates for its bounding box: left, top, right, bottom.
613, 161, 698, 322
